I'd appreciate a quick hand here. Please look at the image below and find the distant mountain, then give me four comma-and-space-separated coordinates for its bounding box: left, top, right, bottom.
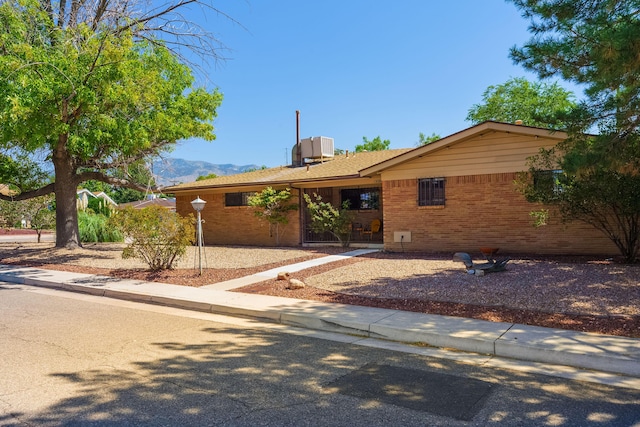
152, 158, 260, 187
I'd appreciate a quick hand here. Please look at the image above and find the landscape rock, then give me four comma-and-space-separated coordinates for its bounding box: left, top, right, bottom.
277, 272, 290, 280
287, 278, 305, 289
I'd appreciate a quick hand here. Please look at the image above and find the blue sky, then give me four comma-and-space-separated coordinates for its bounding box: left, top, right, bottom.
170, 0, 581, 168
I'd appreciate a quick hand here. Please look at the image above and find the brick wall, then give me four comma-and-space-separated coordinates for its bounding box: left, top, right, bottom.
175, 191, 301, 247
382, 173, 618, 256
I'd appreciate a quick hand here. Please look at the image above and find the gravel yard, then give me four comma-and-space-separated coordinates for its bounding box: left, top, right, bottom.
300, 253, 640, 317
1, 242, 638, 337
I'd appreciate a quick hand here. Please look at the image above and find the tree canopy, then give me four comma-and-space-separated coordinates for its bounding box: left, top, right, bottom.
466, 77, 576, 128
510, 0, 640, 262
416, 132, 440, 146
248, 187, 298, 246
0, 0, 224, 248
509, 0, 640, 134
355, 136, 390, 152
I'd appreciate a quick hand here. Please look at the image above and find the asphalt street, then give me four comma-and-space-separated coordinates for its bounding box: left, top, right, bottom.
0, 233, 55, 243
1, 284, 639, 426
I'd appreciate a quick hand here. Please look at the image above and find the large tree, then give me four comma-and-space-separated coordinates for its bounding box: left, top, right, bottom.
466, 77, 576, 128
83, 160, 157, 204
510, 0, 640, 262
0, 0, 224, 248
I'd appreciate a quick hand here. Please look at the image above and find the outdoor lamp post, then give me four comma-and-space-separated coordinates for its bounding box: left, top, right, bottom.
190, 196, 206, 275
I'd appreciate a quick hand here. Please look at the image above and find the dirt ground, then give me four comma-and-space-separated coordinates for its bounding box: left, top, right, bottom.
0, 240, 638, 338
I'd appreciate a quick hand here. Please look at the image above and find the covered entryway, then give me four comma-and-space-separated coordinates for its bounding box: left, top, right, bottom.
302, 187, 383, 245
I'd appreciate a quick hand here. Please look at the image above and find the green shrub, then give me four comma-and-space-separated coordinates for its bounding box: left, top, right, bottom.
248, 186, 298, 246
109, 206, 195, 270
78, 211, 123, 243
303, 193, 354, 247
87, 197, 112, 217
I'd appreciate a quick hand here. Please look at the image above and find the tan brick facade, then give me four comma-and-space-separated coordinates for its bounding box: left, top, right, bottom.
170, 124, 623, 256
175, 191, 301, 247
382, 173, 618, 256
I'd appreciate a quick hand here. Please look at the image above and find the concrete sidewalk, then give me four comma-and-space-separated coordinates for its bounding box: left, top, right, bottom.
202, 248, 380, 290
1, 259, 639, 381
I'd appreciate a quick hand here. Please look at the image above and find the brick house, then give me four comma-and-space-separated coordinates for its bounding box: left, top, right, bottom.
166, 147, 410, 247
166, 121, 618, 256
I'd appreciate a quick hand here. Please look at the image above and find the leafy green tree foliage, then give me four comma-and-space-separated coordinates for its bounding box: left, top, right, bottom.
303, 193, 354, 248
78, 210, 122, 243
466, 77, 576, 128
0, 194, 55, 242
416, 132, 441, 146
509, 0, 640, 134
87, 196, 112, 217
0, 0, 224, 249
244, 166, 268, 172
196, 173, 218, 181
517, 136, 640, 263
355, 136, 390, 152
248, 187, 298, 246
510, 0, 640, 262
28, 195, 56, 242
83, 161, 156, 204
109, 205, 195, 270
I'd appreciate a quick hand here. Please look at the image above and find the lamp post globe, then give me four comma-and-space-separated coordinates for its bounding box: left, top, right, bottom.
191, 197, 206, 275
191, 196, 206, 212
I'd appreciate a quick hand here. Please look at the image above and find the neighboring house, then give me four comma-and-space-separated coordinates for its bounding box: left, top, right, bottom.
166, 121, 618, 256
76, 189, 118, 210
117, 195, 176, 211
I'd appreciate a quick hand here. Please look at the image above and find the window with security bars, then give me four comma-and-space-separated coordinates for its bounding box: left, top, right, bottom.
225, 192, 256, 206
418, 178, 445, 206
533, 170, 564, 195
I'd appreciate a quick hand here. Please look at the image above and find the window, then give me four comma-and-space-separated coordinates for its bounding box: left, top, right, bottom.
533, 170, 563, 195
418, 178, 445, 206
340, 188, 380, 210
225, 191, 255, 206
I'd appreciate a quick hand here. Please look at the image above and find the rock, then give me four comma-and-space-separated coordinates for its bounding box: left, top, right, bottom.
276, 272, 290, 280
287, 278, 305, 289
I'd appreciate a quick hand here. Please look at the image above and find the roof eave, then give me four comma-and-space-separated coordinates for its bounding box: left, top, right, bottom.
165, 173, 365, 193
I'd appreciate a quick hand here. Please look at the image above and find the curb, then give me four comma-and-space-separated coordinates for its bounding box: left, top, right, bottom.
1, 264, 639, 378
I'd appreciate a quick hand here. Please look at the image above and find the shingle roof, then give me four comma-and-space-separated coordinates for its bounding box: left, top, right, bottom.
164, 149, 412, 191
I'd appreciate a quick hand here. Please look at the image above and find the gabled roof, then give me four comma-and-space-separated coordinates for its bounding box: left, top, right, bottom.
165, 121, 569, 193
165, 148, 412, 191
360, 121, 568, 176
76, 189, 117, 206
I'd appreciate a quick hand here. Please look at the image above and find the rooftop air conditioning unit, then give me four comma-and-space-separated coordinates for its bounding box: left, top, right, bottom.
302, 136, 334, 159
292, 136, 334, 163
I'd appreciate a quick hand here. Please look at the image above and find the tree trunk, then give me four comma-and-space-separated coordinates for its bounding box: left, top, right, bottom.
53, 136, 81, 249
54, 174, 81, 248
